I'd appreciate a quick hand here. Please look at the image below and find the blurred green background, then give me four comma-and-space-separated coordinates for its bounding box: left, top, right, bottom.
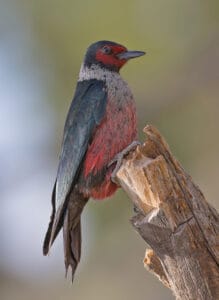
1, 0, 219, 299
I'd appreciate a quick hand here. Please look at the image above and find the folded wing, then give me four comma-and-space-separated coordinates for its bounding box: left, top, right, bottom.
43, 79, 107, 254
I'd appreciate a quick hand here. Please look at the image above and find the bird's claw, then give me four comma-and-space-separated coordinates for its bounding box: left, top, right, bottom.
109, 140, 141, 184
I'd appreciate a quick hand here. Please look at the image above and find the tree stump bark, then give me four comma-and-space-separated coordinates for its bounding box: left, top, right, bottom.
115, 125, 219, 300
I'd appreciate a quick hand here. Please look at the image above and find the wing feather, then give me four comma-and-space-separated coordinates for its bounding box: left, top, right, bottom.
43, 79, 107, 253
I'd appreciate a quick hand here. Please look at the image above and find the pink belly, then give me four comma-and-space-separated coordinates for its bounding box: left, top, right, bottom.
82, 100, 137, 199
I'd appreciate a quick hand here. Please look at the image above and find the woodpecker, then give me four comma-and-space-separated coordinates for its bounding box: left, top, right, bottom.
43, 40, 145, 280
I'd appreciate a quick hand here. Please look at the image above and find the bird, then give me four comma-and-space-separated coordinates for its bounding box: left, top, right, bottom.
43, 40, 145, 280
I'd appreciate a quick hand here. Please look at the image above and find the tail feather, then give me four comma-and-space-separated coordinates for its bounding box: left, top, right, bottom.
43, 181, 88, 281
63, 192, 88, 281
63, 214, 81, 280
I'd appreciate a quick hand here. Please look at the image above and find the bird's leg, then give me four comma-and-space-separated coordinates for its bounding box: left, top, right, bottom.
109, 140, 141, 184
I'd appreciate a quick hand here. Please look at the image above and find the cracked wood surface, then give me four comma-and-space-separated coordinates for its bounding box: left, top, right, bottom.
115, 125, 219, 300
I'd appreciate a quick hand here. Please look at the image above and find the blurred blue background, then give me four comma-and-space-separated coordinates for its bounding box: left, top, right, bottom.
1, 1, 219, 299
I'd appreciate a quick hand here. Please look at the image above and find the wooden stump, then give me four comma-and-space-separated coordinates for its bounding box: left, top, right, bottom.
115, 125, 219, 300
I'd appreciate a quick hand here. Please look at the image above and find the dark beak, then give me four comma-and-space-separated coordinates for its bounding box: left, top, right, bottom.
117, 50, 146, 60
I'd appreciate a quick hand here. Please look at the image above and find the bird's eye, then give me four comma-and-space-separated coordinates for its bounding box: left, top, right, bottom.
101, 46, 112, 55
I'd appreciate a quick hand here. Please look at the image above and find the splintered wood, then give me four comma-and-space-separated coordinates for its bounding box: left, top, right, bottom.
116, 125, 219, 300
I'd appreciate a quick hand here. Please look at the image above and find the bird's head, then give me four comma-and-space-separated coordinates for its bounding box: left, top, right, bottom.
84, 40, 145, 72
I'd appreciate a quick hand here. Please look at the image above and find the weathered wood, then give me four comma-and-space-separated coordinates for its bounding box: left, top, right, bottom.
144, 249, 170, 288
116, 125, 219, 300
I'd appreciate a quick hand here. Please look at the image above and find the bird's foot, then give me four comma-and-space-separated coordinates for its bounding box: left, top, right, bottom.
109, 140, 141, 184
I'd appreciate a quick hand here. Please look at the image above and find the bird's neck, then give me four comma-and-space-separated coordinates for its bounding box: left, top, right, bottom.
78, 63, 121, 83
78, 63, 132, 105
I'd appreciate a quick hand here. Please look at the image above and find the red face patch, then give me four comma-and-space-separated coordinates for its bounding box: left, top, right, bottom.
95, 44, 127, 70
